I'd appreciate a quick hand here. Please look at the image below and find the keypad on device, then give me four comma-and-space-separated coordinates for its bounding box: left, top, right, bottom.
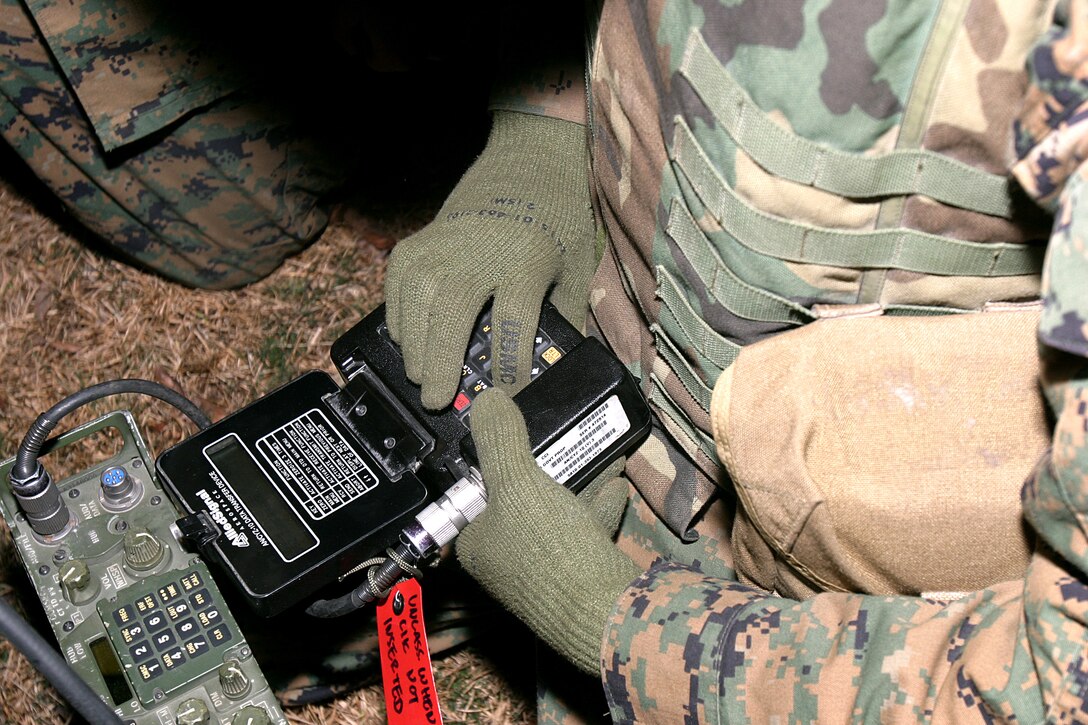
105, 569, 234, 684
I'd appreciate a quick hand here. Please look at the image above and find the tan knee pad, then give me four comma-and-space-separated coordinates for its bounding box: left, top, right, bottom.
710, 303, 1047, 598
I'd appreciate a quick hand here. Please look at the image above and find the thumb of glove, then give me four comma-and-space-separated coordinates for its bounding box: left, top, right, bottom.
578, 457, 630, 537
457, 389, 640, 674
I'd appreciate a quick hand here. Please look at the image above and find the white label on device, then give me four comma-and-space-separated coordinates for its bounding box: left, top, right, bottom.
536, 395, 630, 485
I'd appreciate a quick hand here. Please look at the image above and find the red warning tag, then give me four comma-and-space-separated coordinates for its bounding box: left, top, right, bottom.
377, 578, 443, 725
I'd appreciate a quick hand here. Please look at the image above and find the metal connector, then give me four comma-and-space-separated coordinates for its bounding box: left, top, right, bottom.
9, 463, 73, 538
404, 470, 487, 559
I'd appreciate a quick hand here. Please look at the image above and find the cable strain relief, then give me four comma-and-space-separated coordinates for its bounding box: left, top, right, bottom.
14, 416, 55, 479
9, 462, 49, 495
357, 545, 422, 604
385, 546, 422, 580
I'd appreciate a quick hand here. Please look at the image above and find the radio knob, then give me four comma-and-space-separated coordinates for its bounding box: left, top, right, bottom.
58, 558, 99, 604
218, 658, 251, 699
123, 528, 165, 571
230, 705, 271, 725
175, 698, 211, 725
59, 558, 90, 592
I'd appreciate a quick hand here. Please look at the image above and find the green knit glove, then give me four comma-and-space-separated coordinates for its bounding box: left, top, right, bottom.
385, 110, 596, 410
456, 389, 640, 675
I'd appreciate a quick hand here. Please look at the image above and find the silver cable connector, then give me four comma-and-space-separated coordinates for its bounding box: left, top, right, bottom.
403, 470, 487, 558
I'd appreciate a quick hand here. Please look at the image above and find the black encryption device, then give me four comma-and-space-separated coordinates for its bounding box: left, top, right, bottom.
155, 302, 651, 616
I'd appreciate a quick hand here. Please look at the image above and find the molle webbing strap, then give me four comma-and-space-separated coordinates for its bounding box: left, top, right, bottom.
678, 30, 1016, 219
650, 323, 714, 411
665, 201, 815, 325
862, 0, 974, 302
883, 303, 969, 316
655, 264, 741, 372
647, 373, 720, 463
671, 117, 1045, 276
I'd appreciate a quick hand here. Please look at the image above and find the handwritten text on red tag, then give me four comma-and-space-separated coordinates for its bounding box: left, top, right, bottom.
377, 578, 443, 725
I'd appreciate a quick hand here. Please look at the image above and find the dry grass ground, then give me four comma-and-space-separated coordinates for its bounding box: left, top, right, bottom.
0, 154, 536, 723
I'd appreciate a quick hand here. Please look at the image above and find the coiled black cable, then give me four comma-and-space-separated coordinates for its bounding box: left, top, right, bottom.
12, 378, 211, 481
306, 542, 422, 618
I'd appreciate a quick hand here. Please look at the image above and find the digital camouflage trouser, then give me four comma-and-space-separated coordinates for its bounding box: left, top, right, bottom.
0, 0, 348, 290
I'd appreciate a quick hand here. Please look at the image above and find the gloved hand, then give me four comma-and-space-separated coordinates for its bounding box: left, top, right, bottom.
385, 110, 597, 410
456, 389, 641, 675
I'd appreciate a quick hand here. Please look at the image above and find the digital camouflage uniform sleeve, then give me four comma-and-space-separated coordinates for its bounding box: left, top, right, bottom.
601, 20, 1088, 725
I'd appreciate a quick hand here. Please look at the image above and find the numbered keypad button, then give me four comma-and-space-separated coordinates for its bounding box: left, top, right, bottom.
137, 660, 163, 681
129, 640, 154, 662
166, 600, 191, 620
161, 647, 186, 670
119, 623, 145, 644
175, 617, 199, 639
183, 635, 210, 659
144, 610, 168, 633
197, 607, 222, 628
150, 628, 177, 651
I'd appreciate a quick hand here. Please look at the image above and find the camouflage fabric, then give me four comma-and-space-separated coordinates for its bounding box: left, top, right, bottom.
480, 0, 1085, 718
22, 0, 237, 152
579, 0, 1088, 720
587, 0, 1054, 541
0, 0, 348, 289
1013, 5, 1088, 359
1040, 171, 1088, 358
603, 350, 1088, 722
607, 563, 1070, 721
612, 424, 733, 580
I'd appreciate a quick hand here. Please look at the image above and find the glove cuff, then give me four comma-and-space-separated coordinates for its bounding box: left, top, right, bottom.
436, 110, 593, 260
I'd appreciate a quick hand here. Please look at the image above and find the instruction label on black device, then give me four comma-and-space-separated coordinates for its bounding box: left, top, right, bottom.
535, 395, 631, 484
256, 409, 379, 520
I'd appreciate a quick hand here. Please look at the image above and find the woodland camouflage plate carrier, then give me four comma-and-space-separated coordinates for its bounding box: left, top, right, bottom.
590, 0, 1050, 552
576, 0, 1088, 722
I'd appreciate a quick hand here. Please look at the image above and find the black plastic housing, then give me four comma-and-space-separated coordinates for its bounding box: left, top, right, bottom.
156, 372, 429, 616
157, 302, 651, 616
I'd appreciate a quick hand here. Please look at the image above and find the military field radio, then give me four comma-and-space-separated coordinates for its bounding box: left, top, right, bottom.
156, 301, 651, 617
1, 407, 286, 725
